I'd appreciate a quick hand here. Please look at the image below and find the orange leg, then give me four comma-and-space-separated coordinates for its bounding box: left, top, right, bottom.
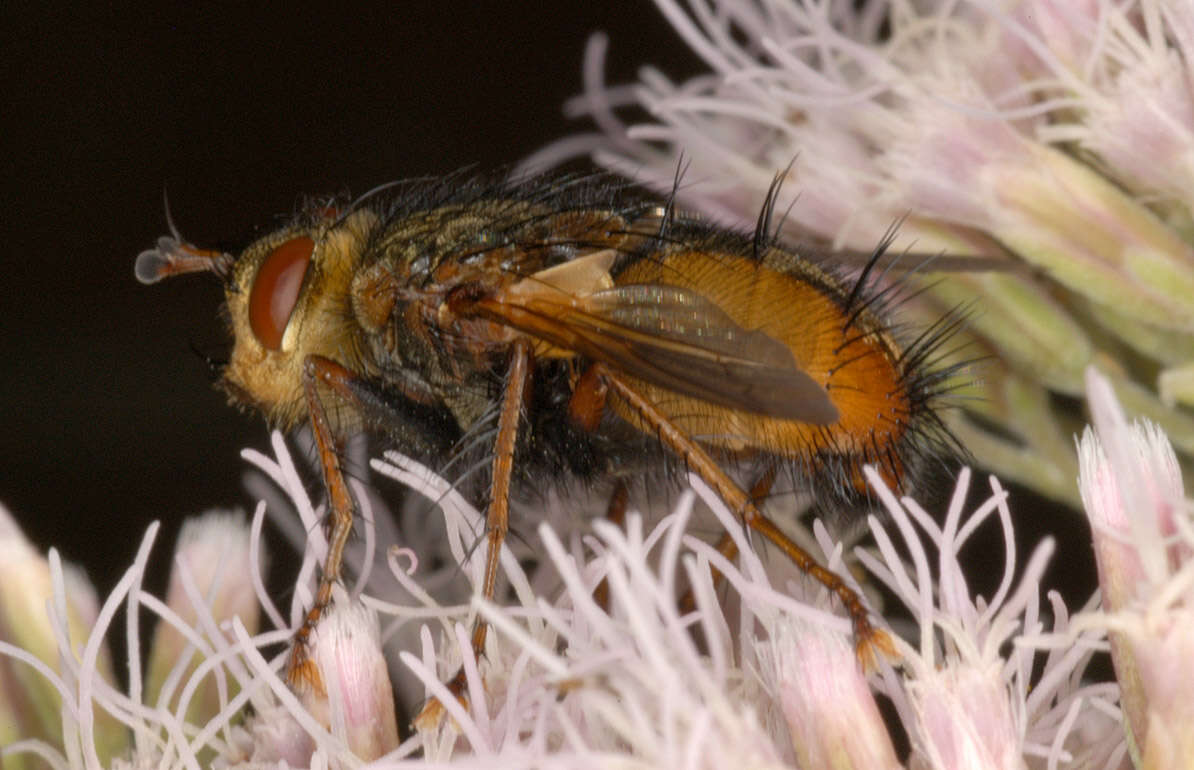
417, 338, 533, 725
568, 368, 629, 612
286, 355, 362, 694
567, 364, 608, 432
596, 365, 893, 667
677, 467, 775, 615
591, 481, 629, 613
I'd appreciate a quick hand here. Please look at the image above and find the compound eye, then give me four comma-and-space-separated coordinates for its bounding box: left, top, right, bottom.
248, 236, 314, 350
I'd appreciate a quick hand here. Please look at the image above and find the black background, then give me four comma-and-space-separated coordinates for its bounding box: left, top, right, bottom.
2, 3, 702, 598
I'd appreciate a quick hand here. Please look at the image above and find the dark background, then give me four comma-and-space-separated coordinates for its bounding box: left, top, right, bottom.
1, 4, 702, 598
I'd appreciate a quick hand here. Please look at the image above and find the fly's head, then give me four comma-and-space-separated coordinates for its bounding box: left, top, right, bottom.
136, 208, 379, 429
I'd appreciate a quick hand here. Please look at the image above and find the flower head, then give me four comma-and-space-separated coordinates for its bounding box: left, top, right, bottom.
368, 450, 1119, 768
144, 511, 261, 730
1076, 367, 1194, 765
0, 422, 1147, 769
298, 598, 400, 760
856, 465, 1122, 768
0, 503, 126, 769
760, 620, 900, 769
532, 0, 1194, 509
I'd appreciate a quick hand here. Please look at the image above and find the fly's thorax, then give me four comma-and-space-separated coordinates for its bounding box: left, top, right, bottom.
345, 260, 513, 438
221, 210, 379, 429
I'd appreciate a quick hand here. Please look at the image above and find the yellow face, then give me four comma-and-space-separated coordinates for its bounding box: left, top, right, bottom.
221, 210, 378, 428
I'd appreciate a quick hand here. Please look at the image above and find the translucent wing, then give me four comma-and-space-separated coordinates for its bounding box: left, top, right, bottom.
469, 254, 839, 425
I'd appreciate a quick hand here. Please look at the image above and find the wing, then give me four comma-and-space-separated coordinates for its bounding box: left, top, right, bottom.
463, 252, 839, 425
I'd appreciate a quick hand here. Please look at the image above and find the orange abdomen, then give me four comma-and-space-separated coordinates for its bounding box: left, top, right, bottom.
611, 251, 910, 471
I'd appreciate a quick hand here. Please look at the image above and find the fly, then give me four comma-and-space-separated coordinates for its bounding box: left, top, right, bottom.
135, 172, 961, 715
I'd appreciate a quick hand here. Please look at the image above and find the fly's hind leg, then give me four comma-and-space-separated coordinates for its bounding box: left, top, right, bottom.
676, 467, 776, 616
594, 364, 895, 668
590, 481, 628, 613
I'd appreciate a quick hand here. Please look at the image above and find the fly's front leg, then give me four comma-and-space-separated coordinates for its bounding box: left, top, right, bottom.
285, 355, 362, 695
416, 338, 533, 726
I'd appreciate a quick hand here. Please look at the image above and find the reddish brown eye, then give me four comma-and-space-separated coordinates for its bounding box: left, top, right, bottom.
249, 236, 314, 350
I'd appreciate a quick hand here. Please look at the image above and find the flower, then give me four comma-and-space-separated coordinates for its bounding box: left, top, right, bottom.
144, 511, 261, 731
297, 598, 401, 761
760, 620, 900, 769
857, 463, 1123, 768
0, 503, 126, 769
1075, 367, 1194, 767
368, 450, 1120, 768
0, 416, 1153, 769
0, 437, 407, 770
530, 0, 1194, 509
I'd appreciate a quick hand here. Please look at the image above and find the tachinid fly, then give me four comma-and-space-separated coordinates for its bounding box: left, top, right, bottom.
136, 172, 962, 714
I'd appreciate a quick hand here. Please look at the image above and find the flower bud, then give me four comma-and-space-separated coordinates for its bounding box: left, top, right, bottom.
0, 504, 126, 768
299, 599, 400, 761
146, 510, 260, 726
